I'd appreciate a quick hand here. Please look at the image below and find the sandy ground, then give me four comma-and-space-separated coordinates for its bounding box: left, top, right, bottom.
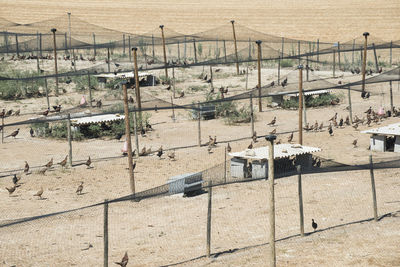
0, 59, 400, 266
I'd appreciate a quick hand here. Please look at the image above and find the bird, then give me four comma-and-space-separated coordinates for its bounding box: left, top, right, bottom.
248, 142, 253, 149
352, 123, 359, 130
128, 96, 134, 103
85, 156, 92, 168
38, 167, 48, 175
55, 105, 62, 112
76, 182, 84, 195
353, 139, 358, 148
319, 122, 324, 131
24, 161, 29, 173
115, 133, 123, 141
114, 62, 120, 67
34, 187, 44, 199
14, 109, 20, 116
252, 131, 257, 143
5, 185, 16, 195
281, 77, 287, 87
328, 124, 333, 136
139, 146, 147, 156
5, 109, 13, 116
270, 128, 276, 135
179, 91, 185, 98
365, 106, 372, 114
339, 118, 343, 127
288, 132, 294, 143
0, 109, 5, 118
329, 113, 337, 122
30, 127, 34, 137
41, 108, 50, 116
132, 161, 136, 171
312, 219, 318, 231
167, 150, 176, 161
270, 81, 275, 87
267, 117, 276, 126
114, 252, 128, 267
140, 128, 146, 137
227, 143, 232, 153
157, 146, 163, 158
96, 99, 102, 108
58, 155, 68, 168
45, 158, 53, 168
12, 174, 19, 185
207, 145, 213, 154
5, 128, 19, 138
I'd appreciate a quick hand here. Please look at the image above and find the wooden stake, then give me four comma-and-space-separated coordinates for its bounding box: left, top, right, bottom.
369, 155, 378, 221
281, 37, 284, 58
224, 147, 227, 183
298, 65, 303, 145
298, 41, 301, 65
88, 72, 92, 107
352, 39, 355, 65
333, 50, 336, 77
389, 81, 393, 113
231, 20, 239, 75
278, 55, 281, 84
107, 47, 110, 72
193, 39, 197, 63
177, 40, 180, 62
128, 36, 131, 62
132, 106, 139, 158
209, 65, 214, 92
172, 67, 176, 99
122, 82, 135, 194
316, 39, 319, 63
93, 33, 96, 59
197, 103, 201, 147
159, 25, 168, 79
103, 199, 109, 267
44, 78, 50, 109
250, 93, 254, 137
362, 32, 370, 93
223, 40, 227, 64
39, 33, 42, 57
306, 55, 309, 82
256, 40, 262, 112
206, 181, 213, 258
122, 34, 125, 55
337, 41, 341, 70
15, 33, 19, 57
67, 113, 73, 167
348, 87, 353, 124
51, 28, 59, 96
372, 43, 379, 73
266, 135, 276, 267
297, 165, 304, 237
132, 48, 142, 116
389, 41, 392, 67
171, 96, 175, 121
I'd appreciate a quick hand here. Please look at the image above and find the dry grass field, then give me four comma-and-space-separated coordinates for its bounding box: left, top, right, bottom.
0, 1, 400, 266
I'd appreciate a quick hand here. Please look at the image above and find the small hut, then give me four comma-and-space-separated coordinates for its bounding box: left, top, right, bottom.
361, 123, 400, 152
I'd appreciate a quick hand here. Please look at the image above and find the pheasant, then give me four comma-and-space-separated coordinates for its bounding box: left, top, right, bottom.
24, 161, 29, 173
34, 187, 44, 199
248, 142, 253, 149
85, 156, 92, 168
45, 158, 53, 168
76, 182, 84, 195
227, 143, 232, 153
59, 155, 68, 168
167, 150, 176, 161
267, 117, 276, 126
5, 129, 19, 138
6, 185, 16, 195
288, 132, 294, 143
114, 252, 128, 267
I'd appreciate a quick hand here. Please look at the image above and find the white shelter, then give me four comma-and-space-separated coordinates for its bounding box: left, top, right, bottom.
361, 123, 400, 152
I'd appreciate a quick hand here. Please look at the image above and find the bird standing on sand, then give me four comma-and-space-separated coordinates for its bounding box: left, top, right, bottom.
58, 155, 68, 168
353, 139, 358, 148
227, 143, 232, 153
6, 185, 16, 195
252, 131, 257, 143
24, 161, 29, 173
157, 146, 163, 158
5, 128, 19, 138
167, 151, 176, 161
288, 132, 294, 143
85, 156, 92, 168
76, 182, 84, 195
38, 167, 48, 175
312, 219, 318, 231
267, 117, 276, 126
45, 158, 53, 168
328, 124, 333, 136
30, 127, 35, 137
248, 142, 253, 149
114, 252, 128, 267
34, 187, 44, 199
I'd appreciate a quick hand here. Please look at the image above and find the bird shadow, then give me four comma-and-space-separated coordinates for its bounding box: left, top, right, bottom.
36, 197, 48, 201
77, 192, 89, 196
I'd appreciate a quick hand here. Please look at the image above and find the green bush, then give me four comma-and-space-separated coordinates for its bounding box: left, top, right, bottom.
281, 93, 343, 109
281, 59, 295, 68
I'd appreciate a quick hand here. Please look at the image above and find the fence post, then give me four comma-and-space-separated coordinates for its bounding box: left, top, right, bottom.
209, 65, 214, 92
224, 147, 227, 183
278, 55, 281, 84
128, 36, 131, 62
298, 65, 303, 145
44, 78, 50, 109
298, 41, 301, 65
352, 39, 355, 65
103, 199, 109, 267
177, 40, 180, 62
183, 36, 186, 60
316, 39, 319, 63
88, 72, 92, 107
390, 81, 393, 113
266, 135, 276, 267
193, 38, 197, 64
337, 41, 341, 70
206, 181, 213, 258
281, 37, 284, 58
1, 116, 4, 144
122, 81, 135, 194
369, 155, 378, 221
171, 96, 175, 122
132, 105, 139, 158
372, 43, 379, 73
4, 31, 9, 55
362, 32, 369, 93
197, 103, 201, 147
132, 48, 142, 119
250, 93, 254, 137
151, 34, 155, 59
306, 55, 309, 82
39, 33, 42, 57
51, 28, 59, 96
297, 165, 304, 237
93, 33, 96, 59
67, 113, 73, 167
245, 61, 249, 90
333, 50, 336, 77
172, 67, 176, 98
389, 41, 392, 67
64, 32, 68, 54
256, 40, 262, 112
159, 25, 168, 79
107, 47, 110, 72
122, 34, 125, 55
223, 40, 227, 64
231, 20, 239, 75
348, 87, 353, 124
15, 33, 19, 57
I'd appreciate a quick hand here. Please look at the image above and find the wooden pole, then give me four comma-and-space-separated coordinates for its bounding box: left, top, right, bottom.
132, 48, 142, 120
93, 33, 96, 58
266, 135, 276, 267
277, 55, 281, 84
172, 67, 176, 99
103, 199, 109, 267
15, 33, 19, 57
88, 72, 92, 107
122, 34, 125, 55
64, 33, 68, 54
151, 34, 155, 59
223, 40, 227, 64
337, 42, 341, 70
184, 36, 187, 60
44, 78, 50, 109
67, 113, 73, 167
372, 43, 379, 73
1, 116, 4, 144
215, 38, 219, 60
67, 12, 72, 54
159, 25, 168, 79
193, 39, 197, 64
39, 33, 42, 57
298, 65, 303, 145
122, 82, 135, 194
362, 32, 370, 93
389, 41, 392, 67
197, 103, 201, 147
231, 20, 239, 75
298, 41, 301, 65
224, 147, 227, 183
316, 39, 319, 63
281, 37, 284, 58
131, 106, 139, 158
352, 39, 355, 65
128, 36, 131, 62
296, 165, 304, 237
369, 155, 378, 221
51, 28, 59, 96
333, 50, 336, 77
348, 87, 353, 124
303, 89, 307, 128
209, 65, 214, 92
256, 40, 262, 112
107, 47, 110, 72
389, 81, 393, 113
171, 96, 175, 121
306, 55, 309, 82
4, 31, 8, 55
250, 93, 254, 137
177, 40, 180, 62
206, 181, 212, 258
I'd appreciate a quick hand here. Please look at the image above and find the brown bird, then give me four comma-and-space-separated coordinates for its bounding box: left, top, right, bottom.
139, 146, 147, 156
76, 182, 84, 195
227, 143, 232, 153
352, 123, 359, 130
14, 109, 20, 116
45, 158, 53, 168
41, 108, 50, 116
58, 155, 68, 168
157, 146, 163, 158
352, 139, 358, 148
0, 109, 5, 118
96, 99, 102, 108
267, 117, 276, 126
5, 185, 16, 195
207, 145, 213, 154
288, 132, 294, 143
252, 131, 257, 143
85, 156, 91, 168
248, 142, 253, 149
34, 187, 44, 199
329, 113, 338, 122
114, 252, 128, 267
319, 122, 324, 131
38, 167, 48, 175
179, 91, 185, 98
167, 150, 176, 161
24, 161, 29, 173
276, 139, 282, 145
270, 128, 276, 135
5, 128, 19, 138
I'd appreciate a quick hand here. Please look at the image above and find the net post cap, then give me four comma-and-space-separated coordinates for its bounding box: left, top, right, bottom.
120, 80, 128, 85
297, 64, 304, 69
131, 47, 137, 51
159, 25, 164, 29
265, 135, 277, 142
255, 40, 262, 45
51, 28, 57, 33
363, 32, 370, 37
230, 20, 235, 24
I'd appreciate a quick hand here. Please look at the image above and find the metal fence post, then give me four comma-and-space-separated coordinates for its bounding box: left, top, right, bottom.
67, 113, 73, 167
206, 181, 213, 258
369, 155, 378, 221
104, 199, 109, 267
297, 165, 304, 237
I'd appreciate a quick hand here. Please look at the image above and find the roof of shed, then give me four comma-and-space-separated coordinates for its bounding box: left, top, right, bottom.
71, 114, 125, 126
229, 144, 321, 160
361, 123, 400, 136
94, 71, 152, 79
287, 89, 331, 97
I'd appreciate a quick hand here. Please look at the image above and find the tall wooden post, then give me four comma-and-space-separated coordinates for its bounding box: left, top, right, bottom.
209, 65, 214, 92
122, 81, 135, 194
67, 12, 72, 54
333, 50, 336, 77
183, 36, 187, 60
177, 40, 180, 61
389, 41, 392, 66
128, 36, 131, 62
107, 47, 110, 72
337, 42, 341, 70
362, 32, 370, 93
281, 37, 284, 58
316, 39, 319, 62
352, 39, 355, 65
297, 165, 304, 237
171, 96, 175, 121
372, 43, 379, 73
223, 40, 227, 63
159, 25, 168, 79
132, 48, 142, 118
278, 55, 281, 84
369, 155, 378, 221
193, 39, 197, 63
348, 87, 353, 124
224, 147, 227, 183
172, 67, 176, 99
298, 65, 303, 145
298, 41, 301, 65
51, 28, 59, 96
93, 33, 96, 58
39, 33, 42, 57
389, 81, 393, 112
206, 181, 213, 258
197, 103, 201, 147
231, 20, 240, 75
132, 105, 139, 158
103, 199, 109, 267
64, 33, 68, 53
266, 135, 276, 267
306, 55, 309, 82
15, 33, 19, 57
256, 40, 262, 112
67, 113, 73, 167
151, 34, 155, 59
44, 78, 50, 109
250, 93, 254, 137
122, 34, 125, 55
88, 72, 92, 107
4, 31, 9, 55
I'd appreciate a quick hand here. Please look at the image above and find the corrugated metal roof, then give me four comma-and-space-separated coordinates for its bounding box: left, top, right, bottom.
287, 89, 331, 97
229, 144, 321, 160
361, 123, 400, 136
71, 114, 125, 126
94, 72, 152, 79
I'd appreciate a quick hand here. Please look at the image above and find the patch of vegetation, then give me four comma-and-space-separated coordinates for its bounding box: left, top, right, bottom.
190, 85, 207, 92
281, 93, 343, 109
71, 74, 99, 92
281, 59, 295, 68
